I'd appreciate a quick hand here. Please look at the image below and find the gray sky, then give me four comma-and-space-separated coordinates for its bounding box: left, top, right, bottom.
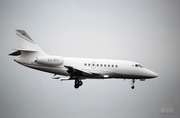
0, 0, 180, 118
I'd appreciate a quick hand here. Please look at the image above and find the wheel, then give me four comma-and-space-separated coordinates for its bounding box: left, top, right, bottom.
78, 81, 83, 86
75, 80, 79, 85
131, 86, 135, 89
74, 84, 79, 89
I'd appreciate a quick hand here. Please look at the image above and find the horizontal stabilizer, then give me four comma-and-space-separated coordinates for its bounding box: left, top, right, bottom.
9, 50, 21, 56
13, 48, 38, 52
9, 48, 38, 56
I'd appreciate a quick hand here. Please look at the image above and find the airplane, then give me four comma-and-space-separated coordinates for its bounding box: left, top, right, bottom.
9, 29, 158, 89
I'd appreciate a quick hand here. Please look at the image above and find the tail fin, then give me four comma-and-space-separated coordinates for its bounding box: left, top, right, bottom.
9, 29, 48, 57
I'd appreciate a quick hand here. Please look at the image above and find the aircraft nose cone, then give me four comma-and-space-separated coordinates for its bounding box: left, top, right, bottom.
148, 70, 158, 78
154, 73, 158, 78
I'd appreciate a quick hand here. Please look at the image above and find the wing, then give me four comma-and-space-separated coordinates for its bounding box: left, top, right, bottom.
64, 65, 101, 79
64, 65, 92, 76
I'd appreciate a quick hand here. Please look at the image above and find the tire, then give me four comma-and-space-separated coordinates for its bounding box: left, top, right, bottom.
131, 86, 135, 89
79, 81, 83, 86
74, 84, 79, 89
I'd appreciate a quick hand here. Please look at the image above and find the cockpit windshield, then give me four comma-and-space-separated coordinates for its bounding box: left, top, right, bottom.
135, 64, 143, 68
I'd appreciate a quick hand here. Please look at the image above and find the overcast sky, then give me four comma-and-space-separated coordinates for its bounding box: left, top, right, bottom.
0, 0, 180, 118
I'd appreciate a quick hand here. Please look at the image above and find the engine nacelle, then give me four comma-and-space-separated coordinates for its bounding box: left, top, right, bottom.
35, 56, 63, 66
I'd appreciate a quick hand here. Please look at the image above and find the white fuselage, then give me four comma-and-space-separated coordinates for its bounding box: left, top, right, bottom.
14, 56, 158, 80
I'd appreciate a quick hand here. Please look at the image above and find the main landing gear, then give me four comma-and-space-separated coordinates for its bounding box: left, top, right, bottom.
131, 79, 135, 89
66, 66, 83, 89
74, 79, 83, 89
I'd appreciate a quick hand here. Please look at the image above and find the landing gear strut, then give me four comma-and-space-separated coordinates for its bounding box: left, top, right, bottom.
74, 79, 83, 89
131, 79, 135, 89
66, 67, 83, 89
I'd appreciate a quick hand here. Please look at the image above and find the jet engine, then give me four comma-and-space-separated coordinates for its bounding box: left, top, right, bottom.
35, 56, 63, 66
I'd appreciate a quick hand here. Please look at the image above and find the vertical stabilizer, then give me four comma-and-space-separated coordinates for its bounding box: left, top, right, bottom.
9, 30, 48, 57
16, 30, 41, 51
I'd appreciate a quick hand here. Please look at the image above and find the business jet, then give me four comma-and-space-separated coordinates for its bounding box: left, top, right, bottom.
9, 30, 158, 89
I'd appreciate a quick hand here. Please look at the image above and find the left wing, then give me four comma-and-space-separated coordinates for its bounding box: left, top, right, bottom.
64, 65, 102, 78
64, 65, 92, 77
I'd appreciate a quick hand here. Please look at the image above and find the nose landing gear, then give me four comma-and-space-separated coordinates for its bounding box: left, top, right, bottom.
131, 79, 135, 89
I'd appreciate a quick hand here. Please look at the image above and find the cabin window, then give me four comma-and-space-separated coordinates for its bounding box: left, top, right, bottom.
85, 63, 118, 68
